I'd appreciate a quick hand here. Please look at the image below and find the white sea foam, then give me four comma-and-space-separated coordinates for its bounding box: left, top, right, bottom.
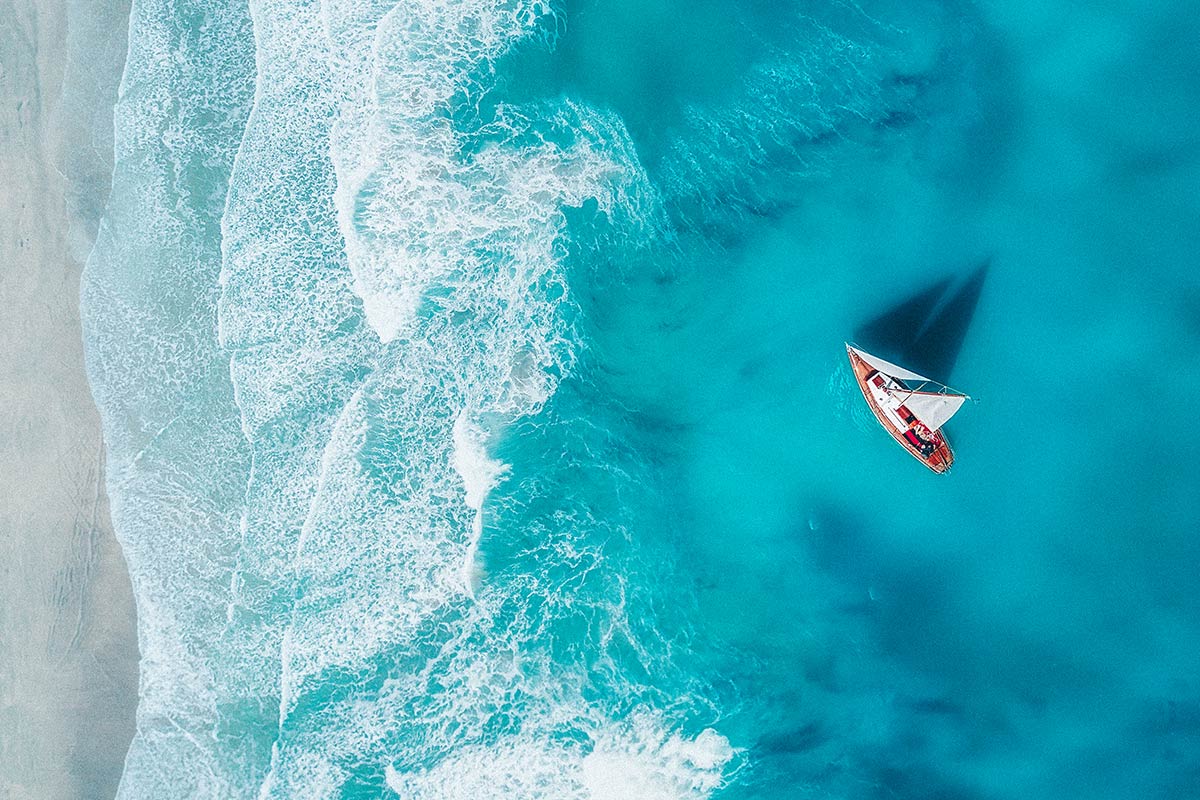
451, 411, 508, 512
212, 0, 384, 792
256, 749, 345, 800
235, 0, 731, 792
451, 410, 509, 594
382, 713, 734, 800
80, 0, 262, 792
93, 0, 731, 792
581, 724, 734, 800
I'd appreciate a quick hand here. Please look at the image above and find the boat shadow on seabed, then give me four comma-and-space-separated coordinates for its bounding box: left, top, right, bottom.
853, 261, 989, 384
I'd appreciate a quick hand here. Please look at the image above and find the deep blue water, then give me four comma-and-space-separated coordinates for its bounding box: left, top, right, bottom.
83, 0, 1200, 797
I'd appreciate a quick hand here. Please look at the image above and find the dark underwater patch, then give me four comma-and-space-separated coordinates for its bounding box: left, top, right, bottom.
855, 261, 988, 381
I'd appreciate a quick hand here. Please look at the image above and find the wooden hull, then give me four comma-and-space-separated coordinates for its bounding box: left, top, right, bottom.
847, 346, 955, 474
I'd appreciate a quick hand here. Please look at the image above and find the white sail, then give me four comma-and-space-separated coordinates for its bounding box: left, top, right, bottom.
848, 345, 931, 384
896, 390, 967, 432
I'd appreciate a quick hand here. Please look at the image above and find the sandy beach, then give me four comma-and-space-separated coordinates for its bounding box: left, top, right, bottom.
0, 0, 136, 798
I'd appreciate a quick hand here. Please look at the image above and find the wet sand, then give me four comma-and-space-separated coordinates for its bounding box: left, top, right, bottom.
0, 0, 137, 797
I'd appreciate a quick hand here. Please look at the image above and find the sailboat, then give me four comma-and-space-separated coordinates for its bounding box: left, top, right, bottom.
846, 343, 970, 474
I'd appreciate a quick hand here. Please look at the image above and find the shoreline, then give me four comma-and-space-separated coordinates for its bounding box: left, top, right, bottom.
0, 0, 137, 797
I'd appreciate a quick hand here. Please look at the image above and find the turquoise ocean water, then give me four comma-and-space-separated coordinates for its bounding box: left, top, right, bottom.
82, 0, 1200, 796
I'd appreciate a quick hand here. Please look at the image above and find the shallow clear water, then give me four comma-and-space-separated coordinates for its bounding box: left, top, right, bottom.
83, 0, 1200, 796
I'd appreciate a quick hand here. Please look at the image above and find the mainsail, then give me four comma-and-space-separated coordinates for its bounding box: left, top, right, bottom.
848, 346, 931, 384
894, 390, 967, 432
